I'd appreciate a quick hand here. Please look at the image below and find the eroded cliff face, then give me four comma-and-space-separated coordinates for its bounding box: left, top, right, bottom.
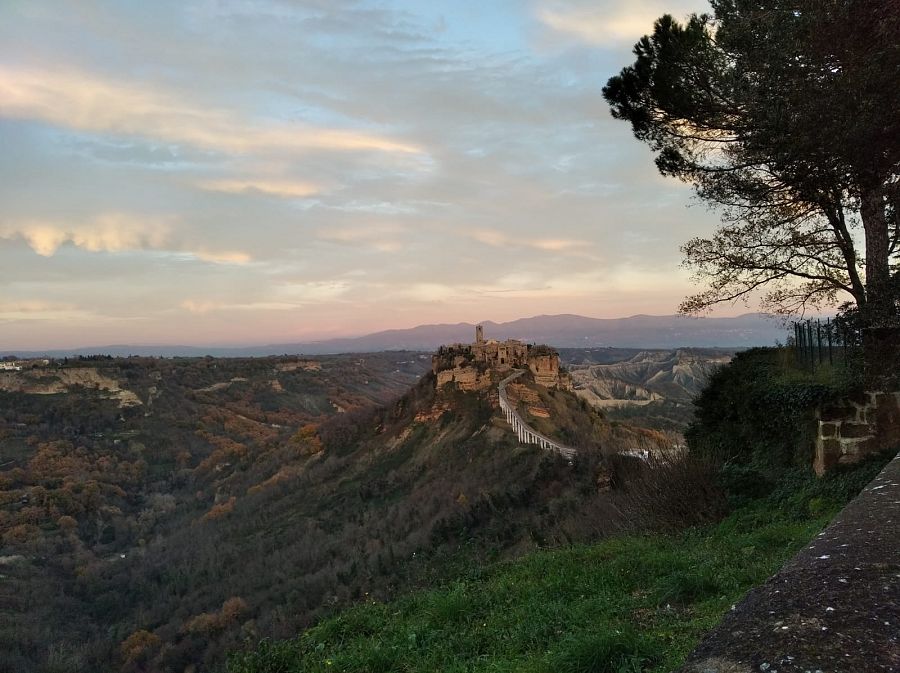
567, 349, 731, 407
0, 367, 142, 407
528, 351, 569, 389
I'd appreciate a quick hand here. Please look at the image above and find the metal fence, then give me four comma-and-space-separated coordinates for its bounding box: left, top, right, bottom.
791, 318, 860, 372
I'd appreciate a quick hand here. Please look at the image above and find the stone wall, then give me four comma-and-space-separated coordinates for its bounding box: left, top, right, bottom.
814, 391, 900, 475
435, 366, 492, 392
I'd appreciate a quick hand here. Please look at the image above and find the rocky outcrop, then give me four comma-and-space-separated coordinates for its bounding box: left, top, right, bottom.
435, 366, 492, 392
528, 348, 566, 388
0, 367, 142, 407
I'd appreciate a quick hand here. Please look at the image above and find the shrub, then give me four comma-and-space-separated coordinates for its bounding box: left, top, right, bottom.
609, 452, 728, 531
716, 464, 775, 508
222, 597, 250, 622
653, 568, 722, 607
686, 348, 846, 473
549, 629, 659, 673
183, 597, 250, 634
121, 629, 161, 664
766, 451, 895, 517
57, 514, 78, 533
3, 523, 39, 545
201, 496, 236, 522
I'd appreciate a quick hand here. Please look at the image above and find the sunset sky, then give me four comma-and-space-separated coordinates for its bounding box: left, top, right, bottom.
1, 0, 722, 350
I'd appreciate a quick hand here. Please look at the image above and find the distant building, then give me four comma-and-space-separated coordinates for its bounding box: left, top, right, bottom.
431, 326, 568, 391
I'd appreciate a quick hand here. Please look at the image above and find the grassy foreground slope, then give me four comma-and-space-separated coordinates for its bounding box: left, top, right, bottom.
228, 456, 889, 673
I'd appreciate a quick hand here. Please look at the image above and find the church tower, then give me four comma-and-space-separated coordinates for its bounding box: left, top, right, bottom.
475, 324, 484, 344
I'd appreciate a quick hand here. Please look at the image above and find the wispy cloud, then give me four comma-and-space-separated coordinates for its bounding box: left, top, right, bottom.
468, 228, 589, 254
180, 299, 300, 314
0, 67, 424, 157
196, 178, 322, 199
317, 224, 408, 253
1, 214, 172, 256
0, 300, 98, 323
535, 0, 705, 47
190, 250, 254, 265
0, 214, 252, 265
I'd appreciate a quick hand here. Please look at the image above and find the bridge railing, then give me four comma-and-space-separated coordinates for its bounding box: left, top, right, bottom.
498, 371, 577, 460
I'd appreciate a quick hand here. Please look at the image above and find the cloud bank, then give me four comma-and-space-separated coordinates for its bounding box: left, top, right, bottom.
0, 0, 723, 350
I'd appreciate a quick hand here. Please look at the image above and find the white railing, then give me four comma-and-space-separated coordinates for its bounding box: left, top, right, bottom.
498, 371, 577, 460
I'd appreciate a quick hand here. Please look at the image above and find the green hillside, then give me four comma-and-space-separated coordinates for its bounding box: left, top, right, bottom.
228, 457, 889, 673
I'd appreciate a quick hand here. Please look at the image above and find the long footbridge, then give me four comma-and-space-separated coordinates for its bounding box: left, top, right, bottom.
498, 371, 577, 460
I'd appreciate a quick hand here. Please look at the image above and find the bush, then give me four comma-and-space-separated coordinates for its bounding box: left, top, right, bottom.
765, 451, 895, 517
609, 452, 728, 531
686, 348, 846, 473
653, 568, 721, 607
717, 464, 775, 508
120, 630, 161, 664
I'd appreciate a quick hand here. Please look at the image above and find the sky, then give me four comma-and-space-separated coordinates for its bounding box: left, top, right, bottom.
0, 0, 722, 350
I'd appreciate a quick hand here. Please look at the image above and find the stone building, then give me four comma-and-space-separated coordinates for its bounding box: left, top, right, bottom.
527, 346, 562, 388
432, 326, 568, 390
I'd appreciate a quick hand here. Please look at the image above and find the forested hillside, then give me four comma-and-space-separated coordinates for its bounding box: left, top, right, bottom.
0, 355, 650, 672
0, 353, 427, 672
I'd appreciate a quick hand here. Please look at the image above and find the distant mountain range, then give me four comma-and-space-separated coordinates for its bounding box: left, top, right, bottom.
3, 313, 789, 358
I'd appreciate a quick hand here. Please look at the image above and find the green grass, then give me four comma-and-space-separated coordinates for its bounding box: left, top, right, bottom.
227, 457, 891, 673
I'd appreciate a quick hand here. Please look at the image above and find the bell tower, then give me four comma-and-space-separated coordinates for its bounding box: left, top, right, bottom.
475, 324, 484, 344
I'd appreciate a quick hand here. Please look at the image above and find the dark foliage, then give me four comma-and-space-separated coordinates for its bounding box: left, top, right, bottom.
608, 451, 728, 532
603, 1, 900, 323
685, 348, 847, 472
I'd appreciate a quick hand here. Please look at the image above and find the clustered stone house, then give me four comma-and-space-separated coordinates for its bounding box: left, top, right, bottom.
431, 325, 569, 391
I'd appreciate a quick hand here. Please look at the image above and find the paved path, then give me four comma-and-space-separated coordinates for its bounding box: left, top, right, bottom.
498, 370, 577, 460
679, 452, 900, 673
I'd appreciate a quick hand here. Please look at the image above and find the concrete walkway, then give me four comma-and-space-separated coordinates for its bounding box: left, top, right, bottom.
679, 452, 900, 673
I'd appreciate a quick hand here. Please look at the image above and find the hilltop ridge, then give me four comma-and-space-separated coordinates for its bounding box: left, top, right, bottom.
2, 313, 785, 358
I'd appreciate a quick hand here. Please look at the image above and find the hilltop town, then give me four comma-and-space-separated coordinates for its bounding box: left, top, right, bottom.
431, 326, 571, 391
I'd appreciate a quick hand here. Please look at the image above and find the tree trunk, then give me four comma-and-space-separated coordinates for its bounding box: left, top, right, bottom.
860, 183, 895, 326
825, 203, 867, 309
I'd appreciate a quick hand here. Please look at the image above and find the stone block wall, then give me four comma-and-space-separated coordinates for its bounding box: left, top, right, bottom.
814, 391, 900, 475
435, 367, 492, 392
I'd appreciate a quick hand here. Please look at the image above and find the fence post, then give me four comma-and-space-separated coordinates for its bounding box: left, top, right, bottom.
816, 319, 823, 365
807, 321, 814, 371
800, 320, 806, 369
841, 320, 847, 362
